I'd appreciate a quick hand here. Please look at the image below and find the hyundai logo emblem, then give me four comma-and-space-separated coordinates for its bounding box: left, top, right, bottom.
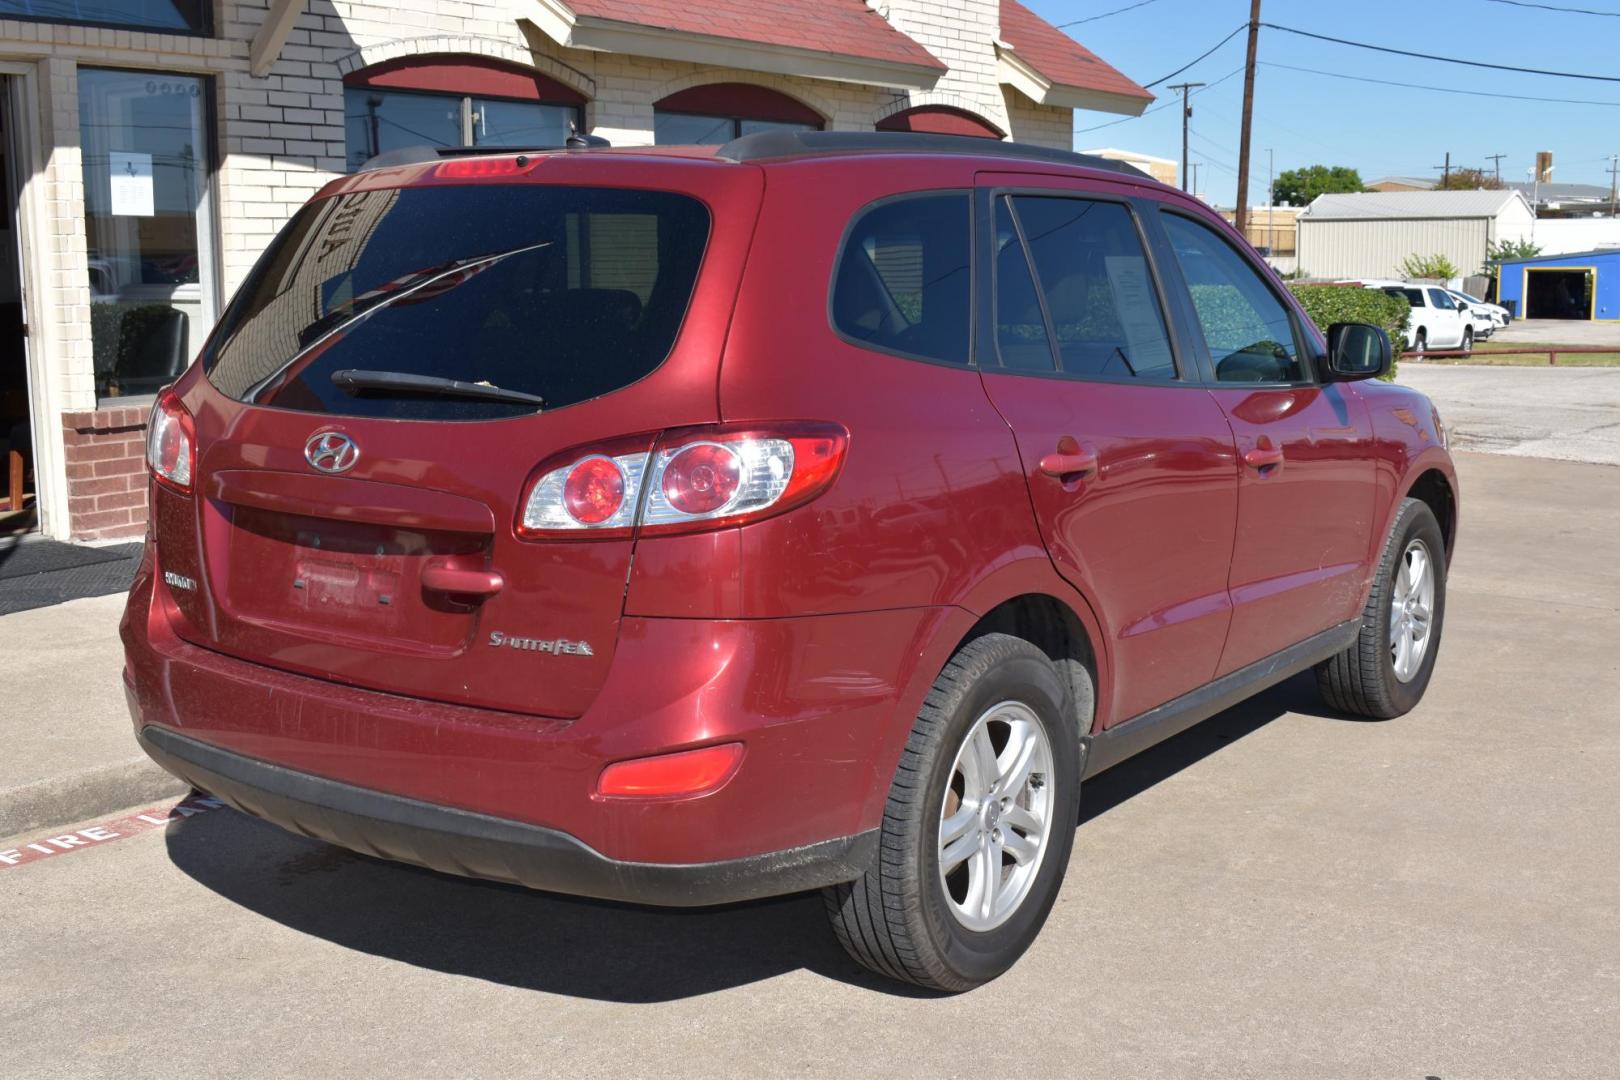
304, 431, 360, 474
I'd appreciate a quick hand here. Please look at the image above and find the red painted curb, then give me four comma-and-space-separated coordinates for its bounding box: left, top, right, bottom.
0, 795, 223, 870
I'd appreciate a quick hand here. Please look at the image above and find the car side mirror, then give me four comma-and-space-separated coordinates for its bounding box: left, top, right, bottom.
1324, 323, 1391, 381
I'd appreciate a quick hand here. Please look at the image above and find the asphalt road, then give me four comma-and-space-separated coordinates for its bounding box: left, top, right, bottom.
3, 450, 1617, 1078
1397, 364, 1620, 465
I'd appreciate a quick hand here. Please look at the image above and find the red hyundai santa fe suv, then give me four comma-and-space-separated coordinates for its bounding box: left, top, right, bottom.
124, 131, 1457, 990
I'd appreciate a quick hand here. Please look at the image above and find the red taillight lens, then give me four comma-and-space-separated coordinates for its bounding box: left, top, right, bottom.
597, 743, 745, 798
146, 389, 195, 494
434, 155, 537, 179
563, 456, 626, 524
660, 442, 742, 515
516, 423, 847, 540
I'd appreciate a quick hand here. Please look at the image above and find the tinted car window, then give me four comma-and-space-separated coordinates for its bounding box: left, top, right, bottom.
993, 211, 1054, 371
832, 193, 971, 365
1009, 196, 1175, 380
1430, 288, 1456, 310
1387, 287, 1426, 308
205, 185, 709, 420
1162, 213, 1303, 383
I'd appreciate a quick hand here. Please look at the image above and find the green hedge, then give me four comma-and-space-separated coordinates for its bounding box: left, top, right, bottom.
1287, 284, 1409, 381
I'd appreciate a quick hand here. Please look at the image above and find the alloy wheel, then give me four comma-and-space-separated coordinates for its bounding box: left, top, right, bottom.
1390, 538, 1436, 682
937, 701, 1054, 932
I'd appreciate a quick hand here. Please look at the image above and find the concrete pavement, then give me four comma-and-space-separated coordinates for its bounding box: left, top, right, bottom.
1397, 364, 1620, 465
2, 449, 1616, 1078
0, 593, 185, 838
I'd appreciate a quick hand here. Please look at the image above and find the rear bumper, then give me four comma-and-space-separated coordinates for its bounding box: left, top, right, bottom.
123, 544, 962, 901
138, 725, 876, 906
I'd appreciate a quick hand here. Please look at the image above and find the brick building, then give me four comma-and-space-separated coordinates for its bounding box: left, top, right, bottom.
0, 0, 1148, 540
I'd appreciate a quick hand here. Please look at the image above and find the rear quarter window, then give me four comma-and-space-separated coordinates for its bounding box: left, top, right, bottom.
830, 193, 972, 366
204, 184, 710, 421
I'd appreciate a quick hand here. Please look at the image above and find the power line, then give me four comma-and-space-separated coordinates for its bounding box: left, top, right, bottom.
1072, 65, 1242, 132
1261, 22, 1620, 83
1260, 60, 1620, 107
1484, 0, 1620, 15
1143, 23, 1249, 88
1056, 0, 1162, 28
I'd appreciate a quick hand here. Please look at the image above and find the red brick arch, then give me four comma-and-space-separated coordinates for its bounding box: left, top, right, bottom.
653, 83, 825, 127
343, 54, 587, 105
876, 105, 1004, 139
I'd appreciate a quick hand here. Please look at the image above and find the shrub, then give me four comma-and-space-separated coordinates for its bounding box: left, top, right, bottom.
1397, 253, 1459, 281
1287, 283, 1409, 381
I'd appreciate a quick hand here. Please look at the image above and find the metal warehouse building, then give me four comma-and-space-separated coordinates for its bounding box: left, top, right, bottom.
1495, 249, 1620, 322
1297, 190, 1535, 281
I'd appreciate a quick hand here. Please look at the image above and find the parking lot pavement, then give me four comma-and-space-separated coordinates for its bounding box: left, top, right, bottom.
2, 450, 1617, 1079
1487, 318, 1620, 348
1397, 364, 1620, 465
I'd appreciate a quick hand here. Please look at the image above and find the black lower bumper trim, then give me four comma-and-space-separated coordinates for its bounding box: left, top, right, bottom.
137, 727, 877, 907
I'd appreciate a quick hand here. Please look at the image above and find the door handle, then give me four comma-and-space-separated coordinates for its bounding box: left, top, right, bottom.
422, 560, 504, 598
1243, 445, 1285, 473
1039, 440, 1100, 481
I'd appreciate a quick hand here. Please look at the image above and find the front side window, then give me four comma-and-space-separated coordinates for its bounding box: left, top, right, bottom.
831, 193, 971, 366
1001, 196, 1176, 380
0, 0, 207, 33
1429, 288, 1456, 310
1162, 212, 1304, 384
205, 186, 710, 421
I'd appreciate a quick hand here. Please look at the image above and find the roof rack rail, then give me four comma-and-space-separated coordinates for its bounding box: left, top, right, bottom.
356, 137, 612, 173
713, 130, 1151, 179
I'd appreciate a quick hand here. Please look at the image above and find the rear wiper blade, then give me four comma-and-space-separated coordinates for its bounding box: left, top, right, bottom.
330, 369, 545, 409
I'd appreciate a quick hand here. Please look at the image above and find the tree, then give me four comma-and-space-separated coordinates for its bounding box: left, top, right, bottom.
1272, 165, 1363, 206
1437, 167, 1504, 191
1485, 237, 1541, 263
1398, 253, 1460, 281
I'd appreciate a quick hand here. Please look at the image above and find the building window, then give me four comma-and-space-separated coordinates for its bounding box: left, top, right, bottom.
344, 56, 586, 171
653, 84, 823, 145
79, 68, 218, 400
0, 0, 209, 34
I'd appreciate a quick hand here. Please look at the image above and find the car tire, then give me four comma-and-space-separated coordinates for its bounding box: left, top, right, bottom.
1315, 498, 1447, 719
823, 632, 1085, 991
1461, 327, 1473, 354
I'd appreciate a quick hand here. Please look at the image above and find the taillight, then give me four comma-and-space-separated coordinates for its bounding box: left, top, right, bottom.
517, 423, 847, 539
146, 389, 195, 494
597, 743, 745, 798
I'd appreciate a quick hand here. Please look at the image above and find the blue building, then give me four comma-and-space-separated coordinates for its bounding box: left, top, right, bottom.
1495, 249, 1620, 322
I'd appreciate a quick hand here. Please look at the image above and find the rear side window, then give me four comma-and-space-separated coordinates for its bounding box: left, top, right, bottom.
1001, 195, 1176, 380
1387, 287, 1425, 308
831, 193, 971, 365
1162, 212, 1304, 384
204, 185, 710, 420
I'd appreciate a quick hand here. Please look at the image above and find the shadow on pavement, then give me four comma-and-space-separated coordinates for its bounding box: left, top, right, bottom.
164, 671, 1348, 1001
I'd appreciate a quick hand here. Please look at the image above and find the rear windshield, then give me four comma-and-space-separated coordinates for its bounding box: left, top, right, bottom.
204, 184, 710, 420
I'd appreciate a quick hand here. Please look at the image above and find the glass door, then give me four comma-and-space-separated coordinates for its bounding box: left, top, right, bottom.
78, 67, 217, 399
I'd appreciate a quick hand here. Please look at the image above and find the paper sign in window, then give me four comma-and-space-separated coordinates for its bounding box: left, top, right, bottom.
1104, 255, 1173, 376
108, 151, 154, 217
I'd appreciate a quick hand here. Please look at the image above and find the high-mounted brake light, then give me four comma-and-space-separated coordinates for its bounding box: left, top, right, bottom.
146, 388, 195, 494
597, 743, 745, 798
434, 155, 537, 179
517, 423, 847, 540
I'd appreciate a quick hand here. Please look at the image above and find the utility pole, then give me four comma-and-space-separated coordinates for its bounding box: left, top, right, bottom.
1266, 147, 1275, 253
1609, 155, 1619, 217
1433, 152, 1452, 188
1486, 153, 1506, 184
1168, 81, 1204, 193
1234, 0, 1262, 234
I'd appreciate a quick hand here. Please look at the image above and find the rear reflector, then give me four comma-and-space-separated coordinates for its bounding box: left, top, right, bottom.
146, 388, 195, 494
597, 743, 745, 798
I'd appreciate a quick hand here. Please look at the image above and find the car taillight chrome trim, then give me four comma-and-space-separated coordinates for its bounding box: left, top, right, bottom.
146, 388, 195, 494
515, 423, 847, 540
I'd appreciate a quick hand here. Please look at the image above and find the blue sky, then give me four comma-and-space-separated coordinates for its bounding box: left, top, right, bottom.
1029, 0, 1620, 207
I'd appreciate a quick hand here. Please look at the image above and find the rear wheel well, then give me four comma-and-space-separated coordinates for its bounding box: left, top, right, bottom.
1406, 469, 1456, 556
963, 594, 1097, 736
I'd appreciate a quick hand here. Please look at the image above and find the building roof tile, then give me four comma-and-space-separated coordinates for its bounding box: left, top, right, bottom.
565, 0, 946, 71
997, 0, 1151, 102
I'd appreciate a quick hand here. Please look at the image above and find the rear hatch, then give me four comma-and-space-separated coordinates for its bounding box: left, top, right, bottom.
156, 155, 761, 717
